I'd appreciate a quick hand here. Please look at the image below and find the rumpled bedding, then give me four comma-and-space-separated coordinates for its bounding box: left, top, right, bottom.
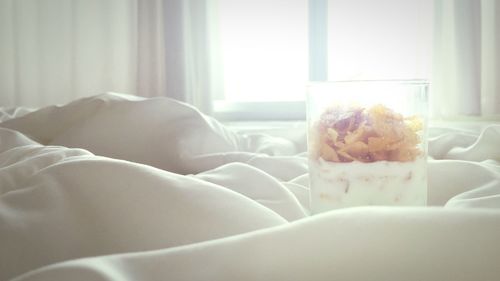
1, 93, 499, 281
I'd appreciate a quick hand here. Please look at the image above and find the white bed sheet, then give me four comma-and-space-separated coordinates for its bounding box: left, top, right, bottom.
1, 93, 499, 281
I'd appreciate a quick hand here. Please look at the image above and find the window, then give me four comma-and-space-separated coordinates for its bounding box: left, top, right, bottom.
213, 0, 434, 120
216, 0, 309, 103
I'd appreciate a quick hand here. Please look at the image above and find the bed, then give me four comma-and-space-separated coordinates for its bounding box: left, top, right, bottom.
1, 93, 499, 281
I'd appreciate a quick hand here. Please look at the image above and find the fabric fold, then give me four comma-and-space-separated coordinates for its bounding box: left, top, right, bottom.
1, 93, 499, 281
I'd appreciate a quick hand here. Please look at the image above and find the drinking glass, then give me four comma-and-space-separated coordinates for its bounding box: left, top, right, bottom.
307, 80, 429, 214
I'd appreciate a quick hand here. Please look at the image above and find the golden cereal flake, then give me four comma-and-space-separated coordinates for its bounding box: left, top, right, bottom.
316, 104, 423, 163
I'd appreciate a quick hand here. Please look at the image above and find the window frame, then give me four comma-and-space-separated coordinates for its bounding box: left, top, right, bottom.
213, 100, 306, 121
212, 0, 325, 121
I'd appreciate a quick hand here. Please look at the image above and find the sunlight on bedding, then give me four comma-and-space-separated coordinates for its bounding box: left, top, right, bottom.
1, 93, 499, 281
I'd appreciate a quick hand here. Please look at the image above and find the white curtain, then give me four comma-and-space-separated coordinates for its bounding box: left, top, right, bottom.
2, 0, 499, 119
138, 0, 216, 115
432, 0, 500, 119
0, 0, 137, 107
0, 0, 213, 113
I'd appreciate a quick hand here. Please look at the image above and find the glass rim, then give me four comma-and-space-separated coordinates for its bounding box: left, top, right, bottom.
308, 79, 429, 86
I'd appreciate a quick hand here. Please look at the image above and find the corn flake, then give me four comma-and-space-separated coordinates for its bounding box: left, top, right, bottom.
315, 104, 423, 162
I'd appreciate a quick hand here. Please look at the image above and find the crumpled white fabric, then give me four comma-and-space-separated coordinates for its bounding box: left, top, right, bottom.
1, 93, 499, 281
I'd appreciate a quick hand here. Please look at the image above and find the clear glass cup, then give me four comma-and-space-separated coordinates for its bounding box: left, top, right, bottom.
307, 80, 429, 214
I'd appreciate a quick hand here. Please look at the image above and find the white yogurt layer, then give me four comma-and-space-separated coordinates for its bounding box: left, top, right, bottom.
309, 157, 427, 213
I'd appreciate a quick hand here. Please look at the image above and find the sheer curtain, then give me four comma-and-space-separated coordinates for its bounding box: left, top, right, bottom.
139, 0, 215, 114
1, 0, 499, 119
0, 0, 137, 107
0, 0, 213, 114
432, 0, 500, 119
